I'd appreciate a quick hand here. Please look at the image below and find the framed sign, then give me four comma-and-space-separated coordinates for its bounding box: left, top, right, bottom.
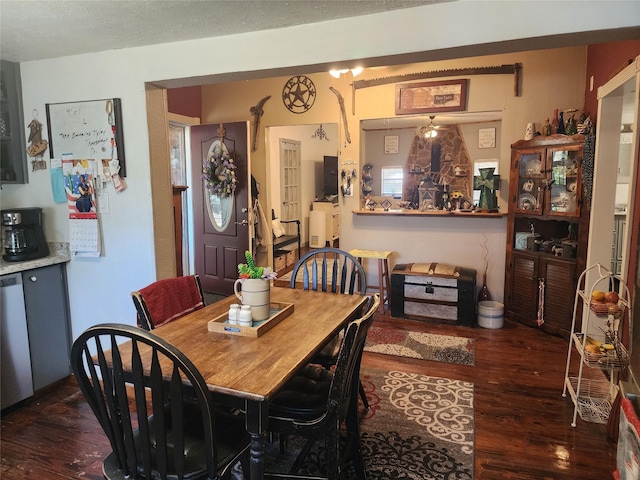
396, 79, 468, 115
478, 127, 496, 148
384, 135, 399, 154
46, 98, 126, 176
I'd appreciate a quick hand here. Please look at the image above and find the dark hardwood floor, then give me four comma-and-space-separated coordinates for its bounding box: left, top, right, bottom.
1, 309, 618, 479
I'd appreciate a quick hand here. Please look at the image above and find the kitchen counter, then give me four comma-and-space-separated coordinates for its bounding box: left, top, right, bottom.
0, 242, 70, 275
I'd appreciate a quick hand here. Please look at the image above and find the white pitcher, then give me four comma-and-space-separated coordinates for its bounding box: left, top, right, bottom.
233, 278, 270, 321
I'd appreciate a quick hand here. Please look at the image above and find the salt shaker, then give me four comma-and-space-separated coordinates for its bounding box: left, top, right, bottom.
238, 305, 253, 326
228, 304, 240, 324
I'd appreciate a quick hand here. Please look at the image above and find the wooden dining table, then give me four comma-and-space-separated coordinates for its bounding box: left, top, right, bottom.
133, 286, 368, 480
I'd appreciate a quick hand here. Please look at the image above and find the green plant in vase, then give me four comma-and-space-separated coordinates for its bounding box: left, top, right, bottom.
238, 251, 277, 279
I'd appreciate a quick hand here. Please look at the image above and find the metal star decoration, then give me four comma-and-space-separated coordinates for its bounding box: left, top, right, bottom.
282, 75, 316, 114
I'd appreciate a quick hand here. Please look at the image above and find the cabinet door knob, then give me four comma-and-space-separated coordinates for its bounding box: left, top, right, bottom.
29, 276, 37, 282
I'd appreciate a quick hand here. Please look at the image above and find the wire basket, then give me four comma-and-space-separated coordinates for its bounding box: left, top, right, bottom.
568, 376, 615, 424
575, 333, 629, 370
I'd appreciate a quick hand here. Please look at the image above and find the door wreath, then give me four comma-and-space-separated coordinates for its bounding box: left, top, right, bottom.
203, 140, 238, 197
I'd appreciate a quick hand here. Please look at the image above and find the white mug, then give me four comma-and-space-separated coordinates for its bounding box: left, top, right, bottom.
523, 180, 534, 192
233, 278, 270, 321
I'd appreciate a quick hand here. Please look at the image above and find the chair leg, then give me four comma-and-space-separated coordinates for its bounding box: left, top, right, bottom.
347, 388, 367, 480
238, 452, 251, 480
278, 433, 287, 454
358, 380, 369, 411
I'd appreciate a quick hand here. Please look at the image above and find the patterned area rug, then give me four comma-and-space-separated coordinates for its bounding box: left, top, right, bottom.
233, 367, 474, 479
365, 327, 475, 366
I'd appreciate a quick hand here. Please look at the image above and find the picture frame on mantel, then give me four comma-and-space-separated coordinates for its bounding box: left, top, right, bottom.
395, 79, 468, 115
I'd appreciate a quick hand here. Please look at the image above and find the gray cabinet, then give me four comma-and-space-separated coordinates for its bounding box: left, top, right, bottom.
0, 263, 71, 410
23, 264, 72, 390
0, 60, 27, 184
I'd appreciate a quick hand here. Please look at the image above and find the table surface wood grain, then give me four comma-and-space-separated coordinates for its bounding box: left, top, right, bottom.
122, 286, 367, 402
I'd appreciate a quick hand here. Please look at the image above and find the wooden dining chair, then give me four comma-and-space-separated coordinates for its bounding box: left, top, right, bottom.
132, 274, 205, 330
289, 247, 367, 295
265, 294, 379, 480
290, 247, 370, 408
70, 323, 250, 480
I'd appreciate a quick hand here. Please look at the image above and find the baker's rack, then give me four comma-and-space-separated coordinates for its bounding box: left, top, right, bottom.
562, 263, 631, 427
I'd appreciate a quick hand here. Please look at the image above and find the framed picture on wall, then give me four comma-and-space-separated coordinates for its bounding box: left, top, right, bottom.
384, 135, 399, 154
478, 127, 496, 148
395, 79, 468, 115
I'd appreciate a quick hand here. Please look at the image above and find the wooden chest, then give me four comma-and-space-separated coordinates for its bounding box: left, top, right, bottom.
391, 263, 476, 326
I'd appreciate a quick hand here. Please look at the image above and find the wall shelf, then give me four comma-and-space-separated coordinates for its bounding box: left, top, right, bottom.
352, 209, 506, 218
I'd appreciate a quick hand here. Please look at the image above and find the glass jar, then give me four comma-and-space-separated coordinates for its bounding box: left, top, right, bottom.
238, 305, 253, 326
228, 304, 240, 324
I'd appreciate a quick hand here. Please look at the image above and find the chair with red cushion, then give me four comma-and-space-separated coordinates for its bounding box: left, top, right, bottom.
132, 275, 205, 330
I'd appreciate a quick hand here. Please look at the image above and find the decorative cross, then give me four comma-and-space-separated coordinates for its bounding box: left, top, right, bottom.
473, 167, 500, 211
216, 123, 226, 141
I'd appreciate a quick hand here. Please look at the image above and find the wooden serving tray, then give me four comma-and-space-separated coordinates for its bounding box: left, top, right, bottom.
207, 302, 294, 337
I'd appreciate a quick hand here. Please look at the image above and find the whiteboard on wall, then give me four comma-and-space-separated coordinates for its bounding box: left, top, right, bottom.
46, 98, 126, 176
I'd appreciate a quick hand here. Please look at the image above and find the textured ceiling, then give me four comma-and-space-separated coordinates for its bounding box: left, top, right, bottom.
0, 0, 441, 63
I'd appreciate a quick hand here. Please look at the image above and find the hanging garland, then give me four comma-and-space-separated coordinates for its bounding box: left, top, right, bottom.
203, 141, 238, 197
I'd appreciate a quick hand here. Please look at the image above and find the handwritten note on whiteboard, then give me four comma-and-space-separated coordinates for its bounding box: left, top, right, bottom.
46, 98, 127, 176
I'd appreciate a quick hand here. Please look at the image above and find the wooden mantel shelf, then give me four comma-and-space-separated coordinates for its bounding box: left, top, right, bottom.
352, 209, 506, 217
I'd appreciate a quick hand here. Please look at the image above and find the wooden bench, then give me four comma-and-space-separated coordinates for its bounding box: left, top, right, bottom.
272, 210, 301, 261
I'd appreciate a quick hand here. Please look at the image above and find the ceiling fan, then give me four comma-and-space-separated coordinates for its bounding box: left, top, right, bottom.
415, 115, 447, 139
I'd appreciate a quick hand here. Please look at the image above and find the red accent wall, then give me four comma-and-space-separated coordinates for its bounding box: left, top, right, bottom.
167, 86, 202, 119
584, 40, 640, 124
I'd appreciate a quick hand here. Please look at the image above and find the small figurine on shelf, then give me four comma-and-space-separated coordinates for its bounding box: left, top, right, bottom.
565, 109, 578, 135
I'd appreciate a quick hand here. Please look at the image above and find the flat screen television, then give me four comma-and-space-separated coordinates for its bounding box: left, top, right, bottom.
323, 155, 338, 198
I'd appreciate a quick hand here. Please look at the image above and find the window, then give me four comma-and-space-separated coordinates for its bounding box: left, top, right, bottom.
168, 122, 187, 186
381, 167, 403, 198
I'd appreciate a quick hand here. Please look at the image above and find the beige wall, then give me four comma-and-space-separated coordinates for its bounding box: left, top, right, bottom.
201, 46, 588, 301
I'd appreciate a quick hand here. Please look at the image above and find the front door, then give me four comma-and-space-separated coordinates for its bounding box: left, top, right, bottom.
191, 122, 250, 295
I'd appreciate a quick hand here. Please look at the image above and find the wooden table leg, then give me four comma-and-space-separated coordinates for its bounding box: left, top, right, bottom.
246, 400, 268, 480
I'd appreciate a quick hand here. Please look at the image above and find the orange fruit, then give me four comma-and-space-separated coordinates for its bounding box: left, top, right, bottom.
604, 291, 619, 303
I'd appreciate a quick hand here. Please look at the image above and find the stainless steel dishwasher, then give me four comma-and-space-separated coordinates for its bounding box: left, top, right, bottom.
0, 272, 34, 409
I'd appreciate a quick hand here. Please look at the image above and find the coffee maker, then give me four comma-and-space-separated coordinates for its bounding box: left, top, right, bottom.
1, 208, 49, 262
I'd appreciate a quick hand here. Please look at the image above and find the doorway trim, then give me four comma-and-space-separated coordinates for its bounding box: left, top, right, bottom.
145, 85, 176, 280
588, 57, 640, 284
